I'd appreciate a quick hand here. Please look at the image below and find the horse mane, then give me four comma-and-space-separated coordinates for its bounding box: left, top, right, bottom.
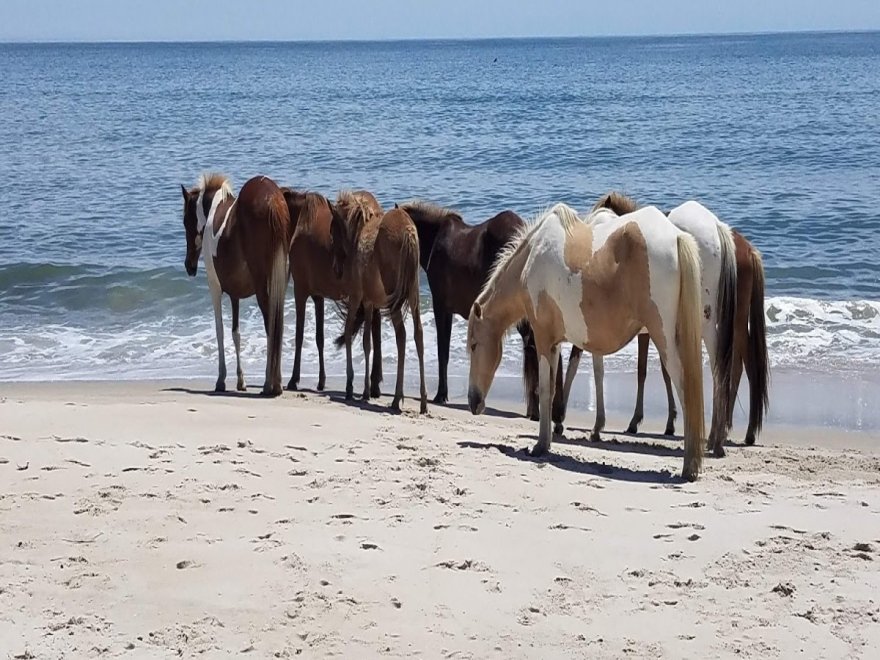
478, 202, 580, 305
193, 172, 234, 202
282, 188, 328, 234
335, 190, 375, 250
399, 200, 464, 225
592, 191, 639, 215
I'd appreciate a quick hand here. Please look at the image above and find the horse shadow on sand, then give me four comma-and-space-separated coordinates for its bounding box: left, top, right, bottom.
458, 427, 710, 484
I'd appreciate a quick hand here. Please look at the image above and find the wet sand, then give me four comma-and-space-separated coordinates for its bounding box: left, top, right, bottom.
1, 380, 878, 658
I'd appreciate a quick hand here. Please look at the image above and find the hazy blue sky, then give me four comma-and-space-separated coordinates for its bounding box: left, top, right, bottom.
3, 0, 879, 42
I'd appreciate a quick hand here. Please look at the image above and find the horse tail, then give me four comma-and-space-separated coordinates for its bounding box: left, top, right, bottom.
333, 304, 365, 348
516, 320, 539, 416
746, 247, 770, 438
386, 223, 420, 319
266, 193, 290, 393
676, 233, 705, 480
714, 223, 738, 428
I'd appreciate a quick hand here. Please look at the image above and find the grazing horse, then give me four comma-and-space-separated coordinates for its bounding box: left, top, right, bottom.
468, 203, 705, 481
553, 193, 738, 457
180, 174, 290, 396
399, 201, 539, 412
330, 192, 428, 413
281, 188, 383, 394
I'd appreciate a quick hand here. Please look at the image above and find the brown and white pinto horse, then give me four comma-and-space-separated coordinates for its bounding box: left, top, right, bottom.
180, 174, 290, 396
468, 203, 706, 481
399, 201, 539, 412
330, 193, 428, 414
282, 188, 383, 394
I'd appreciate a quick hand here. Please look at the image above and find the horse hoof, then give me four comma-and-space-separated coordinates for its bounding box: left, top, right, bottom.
317, 380, 326, 392
214, 382, 226, 393
286, 381, 297, 391
528, 412, 540, 422
420, 401, 428, 414
390, 399, 402, 413
237, 382, 247, 392
744, 435, 756, 446
529, 443, 549, 457
553, 422, 564, 436
681, 468, 698, 482
664, 427, 676, 437
714, 444, 727, 458
589, 431, 602, 443
361, 389, 371, 402
370, 387, 382, 398
432, 392, 448, 405
261, 386, 282, 397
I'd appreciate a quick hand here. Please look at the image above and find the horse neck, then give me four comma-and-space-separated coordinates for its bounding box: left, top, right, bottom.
479, 246, 529, 332
409, 209, 453, 267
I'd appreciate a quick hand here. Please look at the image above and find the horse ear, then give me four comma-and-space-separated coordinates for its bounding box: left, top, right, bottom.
394, 202, 399, 209
473, 302, 483, 319
180, 184, 189, 200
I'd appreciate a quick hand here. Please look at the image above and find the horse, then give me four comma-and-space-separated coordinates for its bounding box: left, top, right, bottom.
467, 202, 705, 481
329, 192, 428, 414
399, 201, 539, 413
552, 193, 738, 457
180, 173, 290, 396
281, 188, 383, 394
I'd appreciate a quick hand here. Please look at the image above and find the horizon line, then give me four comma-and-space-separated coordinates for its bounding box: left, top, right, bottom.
1, 27, 878, 46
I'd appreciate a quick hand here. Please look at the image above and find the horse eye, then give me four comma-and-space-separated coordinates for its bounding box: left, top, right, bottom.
470, 343, 476, 352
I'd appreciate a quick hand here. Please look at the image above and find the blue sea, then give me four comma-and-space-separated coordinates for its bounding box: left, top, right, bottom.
1, 32, 879, 384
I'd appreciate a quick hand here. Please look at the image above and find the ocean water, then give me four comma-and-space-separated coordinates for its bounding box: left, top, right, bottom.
0, 32, 879, 384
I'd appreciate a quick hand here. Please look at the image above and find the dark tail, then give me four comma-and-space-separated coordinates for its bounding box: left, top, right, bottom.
714, 224, 738, 427
334, 303, 365, 348
746, 248, 770, 436
385, 225, 420, 319
517, 320, 539, 417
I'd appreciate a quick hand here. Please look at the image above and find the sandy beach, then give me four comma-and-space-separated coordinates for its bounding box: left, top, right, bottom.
1, 380, 878, 658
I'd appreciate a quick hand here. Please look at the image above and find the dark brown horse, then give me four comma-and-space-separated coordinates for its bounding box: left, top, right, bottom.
282, 188, 383, 394
180, 174, 290, 396
399, 201, 539, 414
330, 192, 428, 413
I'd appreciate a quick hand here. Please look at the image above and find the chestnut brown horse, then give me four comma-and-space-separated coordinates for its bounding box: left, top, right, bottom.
282, 188, 383, 394
330, 192, 428, 413
180, 174, 290, 396
399, 201, 539, 414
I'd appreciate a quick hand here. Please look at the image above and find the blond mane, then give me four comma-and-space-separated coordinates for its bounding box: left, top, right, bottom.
193, 172, 234, 202
335, 190, 377, 250
478, 202, 581, 305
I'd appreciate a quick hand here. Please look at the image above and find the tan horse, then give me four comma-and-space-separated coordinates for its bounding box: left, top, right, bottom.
282, 188, 383, 394
180, 174, 289, 396
468, 203, 705, 481
330, 193, 428, 414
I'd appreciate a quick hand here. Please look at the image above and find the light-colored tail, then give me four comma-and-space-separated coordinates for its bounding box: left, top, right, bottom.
387, 225, 420, 319
676, 233, 705, 480
714, 223, 738, 428
747, 248, 770, 436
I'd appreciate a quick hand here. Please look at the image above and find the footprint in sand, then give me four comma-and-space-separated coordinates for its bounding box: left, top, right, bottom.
175, 560, 200, 570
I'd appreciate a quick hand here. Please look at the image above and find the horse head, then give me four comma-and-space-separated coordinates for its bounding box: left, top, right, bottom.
180, 184, 201, 276
467, 301, 503, 415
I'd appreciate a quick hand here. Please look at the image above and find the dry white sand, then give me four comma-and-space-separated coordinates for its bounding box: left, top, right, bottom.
1, 380, 878, 658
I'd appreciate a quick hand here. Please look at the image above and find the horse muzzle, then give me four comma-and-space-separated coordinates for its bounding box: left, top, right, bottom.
468, 387, 485, 415
185, 261, 197, 277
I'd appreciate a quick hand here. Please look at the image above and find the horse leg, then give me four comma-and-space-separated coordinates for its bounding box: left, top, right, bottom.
370, 310, 383, 397
531, 342, 560, 456
553, 346, 583, 435
210, 283, 227, 392
433, 307, 452, 404
704, 328, 728, 458
361, 304, 374, 401
591, 354, 606, 442
255, 286, 275, 395
342, 298, 360, 401
314, 296, 326, 391
521, 327, 540, 421
287, 287, 307, 391
626, 333, 650, 433
728, 338, 745, 434
231, 297, 245, 391
412, 296, 428, 414
660, 360, 677, 436
390, 310, 407, 412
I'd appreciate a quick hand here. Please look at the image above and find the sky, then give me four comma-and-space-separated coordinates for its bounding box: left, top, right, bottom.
2, 0, 880, 42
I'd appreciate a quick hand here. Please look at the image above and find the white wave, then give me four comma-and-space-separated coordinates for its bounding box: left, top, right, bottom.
0, 296, 878, 382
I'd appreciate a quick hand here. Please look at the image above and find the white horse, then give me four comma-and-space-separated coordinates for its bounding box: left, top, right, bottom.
554, 193, 737, 457
467, 202, 706, 481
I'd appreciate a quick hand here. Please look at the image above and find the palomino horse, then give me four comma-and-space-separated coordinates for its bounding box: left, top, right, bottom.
281, 188, 383, 394
468, 203, 705, 481
329, 192, 428, 413
553, 193, 738, 457
399, 201, 539, 412
180, 174, 290, 396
